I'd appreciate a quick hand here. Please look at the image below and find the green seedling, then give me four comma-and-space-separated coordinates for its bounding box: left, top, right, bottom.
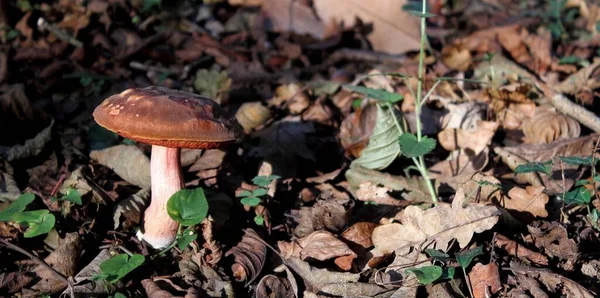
237, 175, 280, 226
95, 253, 145, 283
0, 193, 56, 238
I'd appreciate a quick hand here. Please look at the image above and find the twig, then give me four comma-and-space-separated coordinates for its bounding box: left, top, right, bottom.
37, 18, 83, 48
0, 237, 70, 285
550, 94, 600, 133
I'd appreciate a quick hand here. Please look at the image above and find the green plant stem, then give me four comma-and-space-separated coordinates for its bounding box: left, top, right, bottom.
414, 0, 428, 142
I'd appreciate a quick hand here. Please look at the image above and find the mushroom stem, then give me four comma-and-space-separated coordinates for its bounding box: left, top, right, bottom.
143, 145, 184, 248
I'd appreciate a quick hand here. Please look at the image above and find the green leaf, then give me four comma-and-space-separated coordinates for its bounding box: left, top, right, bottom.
558, 56, 583, 65
99, 254, 145, 283
167, 188, 209, 226
252, 175, 280, 187
564, 187, 592, 205
240, 196, 261, 207
557, 156, 596, 166
0, 193, 35, 221
575, 179, 591, 187
112, 293, 127, 298
514, 160, 552, 175
474, 180, 502, 190
177, 232, 197, 250
441, 267, 455, 280
344, 85, 403, 103
398, 133, 436, 158
352, 104, 402, 170
254, 215, 264, 226
11, 210, 49, 223
406, 265, 443, 285
455, 246, 484, 269
352, 99, 363, 109
252, 188, 268, 197
23, 213, 55, 238
424, 249, 451, 259
236, 190, 253, 198
61, 187, 82, 205
141, 0, 161, 12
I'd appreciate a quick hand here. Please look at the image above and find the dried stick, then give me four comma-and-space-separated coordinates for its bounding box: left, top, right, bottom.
0, 237, 70, 285
551, 94, 600, 133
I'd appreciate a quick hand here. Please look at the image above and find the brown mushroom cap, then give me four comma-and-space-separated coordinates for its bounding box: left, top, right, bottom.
93, 86, 243, 149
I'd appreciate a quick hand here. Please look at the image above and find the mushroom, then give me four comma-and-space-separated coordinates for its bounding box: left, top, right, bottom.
93, 86, 243, 248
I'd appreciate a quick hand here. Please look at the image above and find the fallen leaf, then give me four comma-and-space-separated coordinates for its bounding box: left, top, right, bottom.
522, 107, 580, 144
371, 187, 500, 255
193, 69, 231, 104
528, 221, 578, 261
294, 230, 356, 263
581, 259, 600, 280
346, 164, 430, 203
29, 232, 81, 294
313, 0, 420, 53
90, 144, 151, 188
502, 186, 549, 220
428, 149, 489, 182
225, 229, 266, 286
62, 249, 115, 296
281, 256, 359, 293
340, 222, 378, 249
0, 272, 33, 294
441, 42, 472, 71
354, 181, 410, 206
0, 169, 21, 202
438, 120, 499, 154
469, 262, 502, 298
113, 188, 150, 230
255, 275, 294, 298
141, 279, 200, 298
493, 234, 548, 266
511, 262, 594, 298
289, 197, 353, 237
555, 58, 600, 95
339, 103, 378, 158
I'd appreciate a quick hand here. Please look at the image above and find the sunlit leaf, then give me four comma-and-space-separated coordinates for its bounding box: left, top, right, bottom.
406, 265, 443, 285
455, 246, 484, 269
99, 254, 145, 283
177, 232, 198, 250
398, 133, 436, 158
167, 188, 209, 226
352, 104, 403, 170
0, 193, 35, 221
564, 187, 592, 205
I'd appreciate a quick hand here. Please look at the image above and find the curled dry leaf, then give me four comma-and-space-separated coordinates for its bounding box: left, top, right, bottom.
281, 256, 359, 294
224, 229, 267, 286
498, 102, 536, 131
0, 169, 21, 202
255, 275, 294, 298
441, 42, 472, 71
495, 134, 599, 194
113, 188, 150, 229
438, 120, 499, 154
90, 144, 151, 188
289, 197, 353, 238
279, 230, 356, 269
340, 222, 378, 249
270, 84, 310, 115
555, 58, 600, 95
0, 272, 33, 294
371, 188, 500, 255
502, 186, 549, 221
141, 279, 200, 298
235, 101, 272, 133
510, 262, 595, 298
522, 107, 580, 144
468, 262, 502, 298
493, 234, 548, 266
527, 221, 578, 261
62, 249, 115, 296
339, 103, 377, 158
29, 232, 81, 294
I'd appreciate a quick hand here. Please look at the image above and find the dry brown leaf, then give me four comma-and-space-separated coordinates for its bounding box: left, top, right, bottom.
469, 262, 502, 298
141, 279, 200, 298
270, 84, 310, 115
0, 272, 33, 294
260, 0, 327, 38
29, 233, 81, 294
340, 222, 378, 249
441, 42, 472, 71
90, 144, 151, 188
497, 26, 531, 66
339, 103, 378, 158
313, 0, 420, 53
281, 256, 359, 293
354, 181, 410, 206
523, 107, 580, 144
438, 121, 499, 154
290, 230, 357, 263
555, 58, 600, 95
495, 134, 599, 194
528, 221, 578, 261
503, 186, 549, 220
371, 188, 500, 255
511, 262, 595, 298
494, 234, 548, 266
224, 229, 266, 286
289, 197, 352, 238
235, 101, 271, 133
523, 27, 552, 75
428, 149, 489, 181
255, 275, 294, 298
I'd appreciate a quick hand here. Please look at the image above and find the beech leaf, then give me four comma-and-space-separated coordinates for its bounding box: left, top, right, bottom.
352, 104, 402, 170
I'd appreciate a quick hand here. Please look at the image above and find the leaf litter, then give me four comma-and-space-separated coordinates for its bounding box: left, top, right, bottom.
1, 0, 600, 297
